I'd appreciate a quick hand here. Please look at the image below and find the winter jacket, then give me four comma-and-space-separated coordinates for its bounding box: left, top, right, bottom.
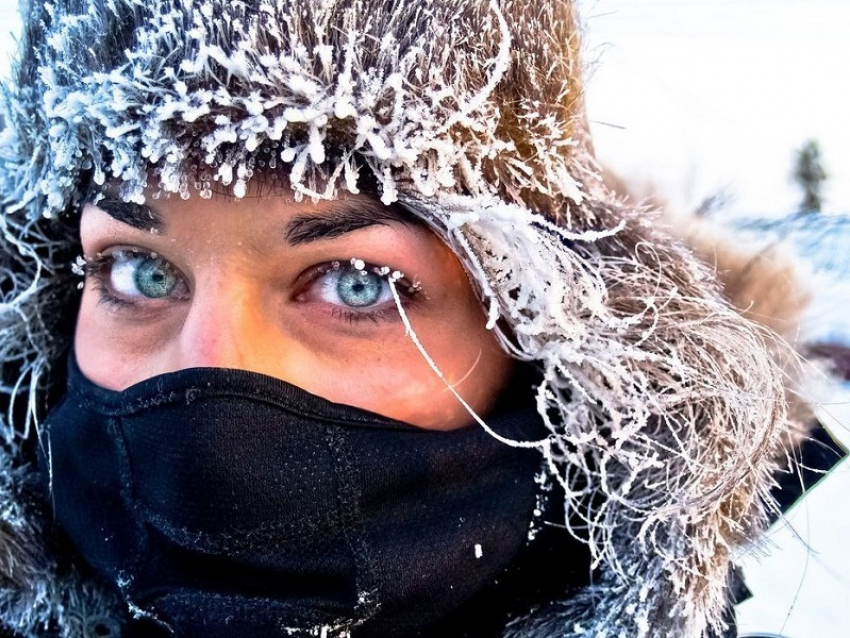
0, 0, 799, 636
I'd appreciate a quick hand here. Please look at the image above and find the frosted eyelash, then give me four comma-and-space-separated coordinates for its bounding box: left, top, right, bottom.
314, 258, 422, 296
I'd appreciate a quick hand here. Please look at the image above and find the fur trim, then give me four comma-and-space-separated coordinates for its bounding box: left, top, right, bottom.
411, 192, 787, 637
3, 0, 588, 214
0, 446, 124, 637
0, 1, 792, 636
680, 219, 815, 443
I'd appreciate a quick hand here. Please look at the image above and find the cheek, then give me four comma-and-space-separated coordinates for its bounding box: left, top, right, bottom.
74, 289, 135, 390
73, 287, 173, 390
302, 309, 513, 431
398, 327, 512, 430
74, 283, 193, 391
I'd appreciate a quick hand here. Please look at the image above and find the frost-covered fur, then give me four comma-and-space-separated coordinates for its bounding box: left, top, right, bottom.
0, 0, 791, 636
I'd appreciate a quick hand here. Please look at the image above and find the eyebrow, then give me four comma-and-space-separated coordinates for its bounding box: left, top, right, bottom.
93, 195, 419, 241
94, 197, 165, 232
285, 199, 420, 245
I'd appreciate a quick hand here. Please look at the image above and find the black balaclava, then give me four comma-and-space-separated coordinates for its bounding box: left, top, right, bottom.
39, 353, 551, 637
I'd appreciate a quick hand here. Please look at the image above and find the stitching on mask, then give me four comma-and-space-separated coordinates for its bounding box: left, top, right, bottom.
323, 425, 381, 621
111, 415, 154, 599
134, 503, 346, 554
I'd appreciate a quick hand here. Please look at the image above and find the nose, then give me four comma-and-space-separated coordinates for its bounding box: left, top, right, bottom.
175, 276, 261, 372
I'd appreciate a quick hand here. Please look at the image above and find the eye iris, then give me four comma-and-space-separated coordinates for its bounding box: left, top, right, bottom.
336, 270, 383, 307
133, 258, 176, 298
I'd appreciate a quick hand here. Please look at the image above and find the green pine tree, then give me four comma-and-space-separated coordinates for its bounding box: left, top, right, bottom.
792, 139, 828, 213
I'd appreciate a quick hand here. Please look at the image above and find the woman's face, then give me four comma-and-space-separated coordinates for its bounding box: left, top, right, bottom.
74, 189, 512, 430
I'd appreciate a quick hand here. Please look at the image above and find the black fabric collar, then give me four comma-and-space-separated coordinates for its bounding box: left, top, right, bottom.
40, 353, 574, 637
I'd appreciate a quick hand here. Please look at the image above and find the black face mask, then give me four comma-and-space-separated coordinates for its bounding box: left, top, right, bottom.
39, 354, 547, 638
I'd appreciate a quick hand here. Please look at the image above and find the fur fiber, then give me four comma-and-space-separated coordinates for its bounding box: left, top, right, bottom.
0, 0, 794, 636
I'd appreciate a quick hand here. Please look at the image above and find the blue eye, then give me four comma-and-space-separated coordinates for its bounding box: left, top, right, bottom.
313, 262, 396, 309
109, 251, 185, 299
336, 270, 384, 307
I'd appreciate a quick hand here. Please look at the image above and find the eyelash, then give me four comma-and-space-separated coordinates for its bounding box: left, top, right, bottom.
81, 251, 422, 325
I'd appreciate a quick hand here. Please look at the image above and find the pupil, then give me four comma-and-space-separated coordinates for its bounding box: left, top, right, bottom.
337, 271, 382, 307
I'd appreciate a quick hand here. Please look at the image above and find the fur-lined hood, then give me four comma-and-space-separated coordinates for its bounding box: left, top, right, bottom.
0, 1, 792, 636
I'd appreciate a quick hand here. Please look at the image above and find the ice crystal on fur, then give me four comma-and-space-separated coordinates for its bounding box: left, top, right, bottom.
12, 0, 587, 217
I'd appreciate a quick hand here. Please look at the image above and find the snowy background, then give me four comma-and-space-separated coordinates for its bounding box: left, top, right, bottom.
1, 1, 849, 636
576, 4, 850, 637
724, 217, 850, 638
578, 0, 850, 218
